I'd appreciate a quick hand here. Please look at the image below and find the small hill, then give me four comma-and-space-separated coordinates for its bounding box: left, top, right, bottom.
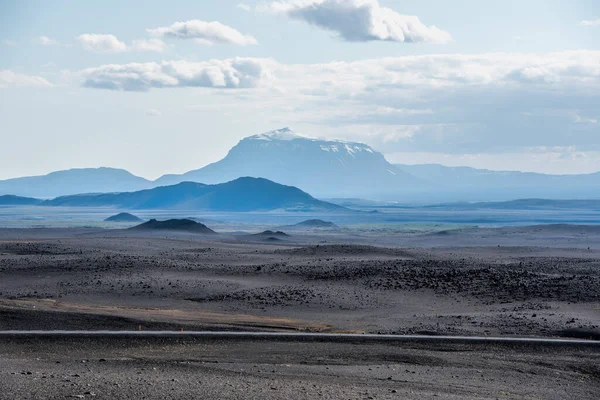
130, 219, 216, 234
0, 195, 43, 206
292, 219, 338, 228
104, 212, 143, 223
246, 230, 290, 242
252, 230, 290, 237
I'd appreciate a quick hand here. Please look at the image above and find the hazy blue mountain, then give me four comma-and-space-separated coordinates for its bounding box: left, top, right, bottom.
45, 177, 345, 212
285, 219, 338, 228
104, 212, 143, 222
0, 168, 152, 198
154, 128, 421, 198
0, 195, 43, 205
395, 164, 600, 201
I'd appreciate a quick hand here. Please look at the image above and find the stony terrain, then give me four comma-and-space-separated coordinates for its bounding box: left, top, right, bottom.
0, 226, 599, 337
1, 335, 599, 400
1, 225, 599, 398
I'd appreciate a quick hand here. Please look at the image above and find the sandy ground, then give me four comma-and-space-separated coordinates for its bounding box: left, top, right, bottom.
0, 225, 599, 398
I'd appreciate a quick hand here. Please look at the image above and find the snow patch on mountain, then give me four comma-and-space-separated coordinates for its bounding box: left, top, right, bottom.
249, 127, 304, 141
250, 128, 377, 157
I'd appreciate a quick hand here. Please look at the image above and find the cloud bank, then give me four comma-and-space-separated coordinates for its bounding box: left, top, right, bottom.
77, 50, 600, 155
148, 20, 258, 46
264, 0, 451, 43
81, 58, 274, 91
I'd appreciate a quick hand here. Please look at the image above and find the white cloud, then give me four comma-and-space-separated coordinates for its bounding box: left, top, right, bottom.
77, 34, 168, 53
131, 38, 168, 52
80, 58, 274, 91
2, 39, 17, 46
571, 112, 598, 124
34, 36, 59, 46
0, 70, 52, 88
237, 3, 251, 12
148, 20, 258, 45
263, 0, 451, 43
77, 34, 128, 52
580, 18, 600, 26
146, 108, 162, 117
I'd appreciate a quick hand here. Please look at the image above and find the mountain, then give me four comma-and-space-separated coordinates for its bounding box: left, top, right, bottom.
154, 128, 420, 198
130, 219, 216, 234
0, 195, 43, 206
395, 164, 600, 201
0, 168, 152, 198
287, 219, 338, 228
104, 212, 143, 222
45, 177, 345, 212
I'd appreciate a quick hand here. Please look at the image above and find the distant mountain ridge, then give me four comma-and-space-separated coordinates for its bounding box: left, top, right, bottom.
44, 177, 344, 212
0, 167, 152, 198
395, 164, 600, 201
2, 129, 600, 201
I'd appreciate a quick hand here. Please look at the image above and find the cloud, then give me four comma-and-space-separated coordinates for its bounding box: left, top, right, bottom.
148, 20, 258, 45
77, 34, 168, 53
0, 70, 52, 88
77, 51, 600, 155
131, 38, 168, 52
571, 112, 597, 124
80, 58, 274, 91
580, 18, 600, 26
34, 36, 60, 46
237, 3, 251, 12
77, 34, 128, 52
263, 0, 451, 43
146, 108, 162, 117
2, 39, 17, 46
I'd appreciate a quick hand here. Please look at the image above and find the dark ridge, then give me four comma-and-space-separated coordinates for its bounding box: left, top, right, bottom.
104, 212, 143, 222
130, 219, 216, 234
277, 244, 412, 257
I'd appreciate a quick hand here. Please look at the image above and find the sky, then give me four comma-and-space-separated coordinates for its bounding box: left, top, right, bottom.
1, 0, 600, 180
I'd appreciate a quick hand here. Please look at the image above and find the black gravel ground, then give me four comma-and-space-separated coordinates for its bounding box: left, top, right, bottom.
0, 335, 598, 400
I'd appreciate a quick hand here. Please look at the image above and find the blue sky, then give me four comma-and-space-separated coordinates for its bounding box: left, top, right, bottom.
1, 0, 600, 179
